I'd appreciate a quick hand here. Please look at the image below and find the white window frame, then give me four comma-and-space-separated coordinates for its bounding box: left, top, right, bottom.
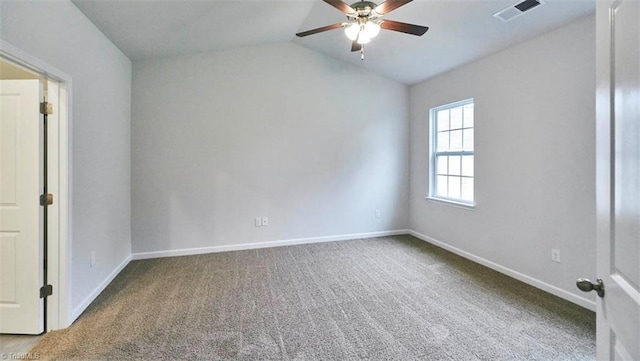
428, 98, 475, 208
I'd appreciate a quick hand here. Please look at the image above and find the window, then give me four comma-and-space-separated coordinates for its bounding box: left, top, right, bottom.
429, 99, 474, 205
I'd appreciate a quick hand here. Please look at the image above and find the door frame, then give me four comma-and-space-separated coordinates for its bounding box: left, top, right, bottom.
1, 40, 72, 331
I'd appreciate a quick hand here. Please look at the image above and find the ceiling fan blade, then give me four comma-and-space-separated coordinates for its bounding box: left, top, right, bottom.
296, 23, 344, 37
351, 41, 362, 52
374, 0, 412, 15
323, 0, 356, 14
380, 20, 429, 36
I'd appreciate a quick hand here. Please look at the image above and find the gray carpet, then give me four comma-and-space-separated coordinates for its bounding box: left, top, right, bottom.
32, 235, 595, 360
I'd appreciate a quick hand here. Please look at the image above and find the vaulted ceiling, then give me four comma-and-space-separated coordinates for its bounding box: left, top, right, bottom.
72, 0, 594, 85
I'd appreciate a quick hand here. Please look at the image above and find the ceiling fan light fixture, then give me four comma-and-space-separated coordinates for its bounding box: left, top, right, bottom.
357, 33, 371, 45
364, 21, 380, 39
345, 23, 360, 40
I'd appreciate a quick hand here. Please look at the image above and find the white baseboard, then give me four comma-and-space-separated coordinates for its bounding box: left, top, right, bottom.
132, 229, 410, 260
70, 254, 132, 322
408, 230, 596, 311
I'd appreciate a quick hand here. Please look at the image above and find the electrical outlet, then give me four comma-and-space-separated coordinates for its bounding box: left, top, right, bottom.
262, 217, 268, 226
551, 248, 561, 263
375, 210, 381, 218
255, 217, 262, 227
90, 251, 96, 268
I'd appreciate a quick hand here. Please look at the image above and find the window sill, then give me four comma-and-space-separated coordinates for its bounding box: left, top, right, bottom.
426, 197, 476, 210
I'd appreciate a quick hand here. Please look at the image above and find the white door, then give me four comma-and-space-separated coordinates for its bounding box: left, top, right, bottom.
594, 0, 640, 359
0, 79, 43, 334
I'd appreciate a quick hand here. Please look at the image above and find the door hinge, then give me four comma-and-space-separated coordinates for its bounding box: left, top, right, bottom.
40, 284, 53, 298
40, 193, 53, 206
40, 102, 53, 115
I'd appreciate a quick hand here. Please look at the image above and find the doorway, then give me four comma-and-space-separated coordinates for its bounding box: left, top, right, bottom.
0, 41, 70, 334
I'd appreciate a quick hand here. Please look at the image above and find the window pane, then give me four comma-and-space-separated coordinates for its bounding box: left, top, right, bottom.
463, 129, 474, 151
450, 130, 462, 151
436, 175, 448, 197
449, 176, 461, 199
461, 178, 474, 202
437, 132, 449, 151
449, 156, 461, 176
461, 155, 474, 177
463, 105, 474, 128
437, 156, 448, 175
430, 100, 474, 203
437, 109, 449, 131
450, 107, 463, 129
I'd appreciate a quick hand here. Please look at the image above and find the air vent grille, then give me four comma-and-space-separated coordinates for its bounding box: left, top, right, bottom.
494, 0, 544, 22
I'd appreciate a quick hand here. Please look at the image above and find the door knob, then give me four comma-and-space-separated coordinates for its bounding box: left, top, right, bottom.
576, 278, 605, 298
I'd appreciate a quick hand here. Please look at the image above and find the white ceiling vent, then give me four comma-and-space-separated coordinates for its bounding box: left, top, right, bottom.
494, 0, 544, 22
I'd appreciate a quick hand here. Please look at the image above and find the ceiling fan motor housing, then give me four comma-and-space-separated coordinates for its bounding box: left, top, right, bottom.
350, 1, 379, 18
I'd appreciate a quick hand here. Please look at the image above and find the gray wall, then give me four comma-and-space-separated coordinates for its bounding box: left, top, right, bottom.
1, 1, 132, 318
409, 16, 596, 307
131, 43, 409, 254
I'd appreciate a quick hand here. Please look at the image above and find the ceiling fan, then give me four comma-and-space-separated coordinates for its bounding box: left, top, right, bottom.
296, 0, 429, 60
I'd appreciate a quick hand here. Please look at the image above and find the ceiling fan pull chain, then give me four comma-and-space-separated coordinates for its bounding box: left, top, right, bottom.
361, 45, 365, 61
